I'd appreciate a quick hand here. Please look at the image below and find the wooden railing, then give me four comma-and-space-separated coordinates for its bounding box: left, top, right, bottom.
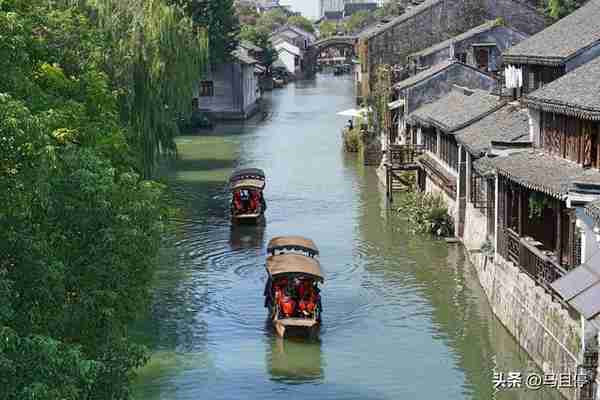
387, 144, 424, 168
501, 228, 567, 290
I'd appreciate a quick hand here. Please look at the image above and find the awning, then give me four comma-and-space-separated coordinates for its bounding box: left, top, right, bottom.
388, 99, 405, 110
336, 108, 371, 117
551, 252, 600, 321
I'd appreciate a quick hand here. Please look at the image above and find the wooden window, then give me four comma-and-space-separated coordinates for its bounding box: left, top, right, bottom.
439, 133, 458, 171
199, 81, 214, 97
423, 127, 437, 154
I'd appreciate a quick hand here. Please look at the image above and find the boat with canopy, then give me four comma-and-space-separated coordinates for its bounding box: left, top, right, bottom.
264, 236, 323, 338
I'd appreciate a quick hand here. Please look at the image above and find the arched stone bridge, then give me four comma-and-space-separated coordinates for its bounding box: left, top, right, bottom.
313, 35, 358, 52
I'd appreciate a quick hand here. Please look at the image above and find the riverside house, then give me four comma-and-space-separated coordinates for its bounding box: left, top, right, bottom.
406, 20, 528, 76
390, 59, 497, 147
194, 49, 261, 121
405, 88, 503, 235
501, 0, 600, 97
480, 57, 600, 400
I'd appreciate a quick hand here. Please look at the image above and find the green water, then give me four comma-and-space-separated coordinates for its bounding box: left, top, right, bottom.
133, 74, 562, 400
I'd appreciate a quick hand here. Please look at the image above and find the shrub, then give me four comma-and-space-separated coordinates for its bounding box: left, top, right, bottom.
397, 192, 454, 237
342, 127, 361, 152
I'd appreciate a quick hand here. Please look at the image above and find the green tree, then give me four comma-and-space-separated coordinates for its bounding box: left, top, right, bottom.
171, 0, 240, 64
239, 26, 277, 74
374, 1, 404, 18
318, 20, 338, 39
546, 0, 581, 19
257, 8, 288, 31
287, 15, 315, 34
0, 1, 195, 398
344, 11, 374, 34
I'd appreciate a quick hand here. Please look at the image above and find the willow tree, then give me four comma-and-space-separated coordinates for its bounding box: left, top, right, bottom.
64, 0, 209, 177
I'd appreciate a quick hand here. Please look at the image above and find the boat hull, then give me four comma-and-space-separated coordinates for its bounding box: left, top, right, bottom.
231, 212, 265, 225
271, 316, 320, 338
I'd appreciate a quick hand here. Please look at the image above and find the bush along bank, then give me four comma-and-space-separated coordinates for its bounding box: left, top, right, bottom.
397, 192, 454, 237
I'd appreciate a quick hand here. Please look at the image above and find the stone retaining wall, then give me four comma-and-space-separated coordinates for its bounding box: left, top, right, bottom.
469, 251, 584, 400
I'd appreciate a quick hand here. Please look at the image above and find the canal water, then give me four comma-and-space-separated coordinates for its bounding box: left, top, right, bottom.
133, 74, 562, 400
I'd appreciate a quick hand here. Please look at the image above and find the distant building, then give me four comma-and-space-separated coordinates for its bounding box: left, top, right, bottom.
344, 2, 378, 16
193, 49, 261, 120
273, 39, 304, 76
279, 0, 324, 20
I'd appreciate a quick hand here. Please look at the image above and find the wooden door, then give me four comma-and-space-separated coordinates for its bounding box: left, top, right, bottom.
475, 48, 489, 72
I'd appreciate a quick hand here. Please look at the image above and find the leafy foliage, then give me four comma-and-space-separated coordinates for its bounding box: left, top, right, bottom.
171, 0, 240, 64
397, 192, 455, 237
287, 15, 315, 34
545, 0, 582, 19
318, 21, 339, 39
0, 0, 193, 398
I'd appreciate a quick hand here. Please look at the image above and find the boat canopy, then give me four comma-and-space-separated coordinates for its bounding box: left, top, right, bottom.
230, 168, 265, 182
266, 254, 324, 281
267, 236, 319, 256
230, 179, 266, 191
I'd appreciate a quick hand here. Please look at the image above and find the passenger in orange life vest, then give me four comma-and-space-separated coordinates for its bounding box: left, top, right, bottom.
249, 190, 260, 212
279, 294, 296, 317
233, 190, 243, 213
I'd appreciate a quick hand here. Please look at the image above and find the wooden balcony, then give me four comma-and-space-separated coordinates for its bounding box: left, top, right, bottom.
501, 228, 567, 292
385, 144, 424, 170
384, 144, 424, 201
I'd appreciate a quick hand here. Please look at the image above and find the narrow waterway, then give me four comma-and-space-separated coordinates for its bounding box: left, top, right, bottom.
133, 74, 562, 400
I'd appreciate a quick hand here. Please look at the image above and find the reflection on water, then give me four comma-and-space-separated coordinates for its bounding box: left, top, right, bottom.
266, 337, 324, 384
229, 223, 266, 251
133, 75, 565, 400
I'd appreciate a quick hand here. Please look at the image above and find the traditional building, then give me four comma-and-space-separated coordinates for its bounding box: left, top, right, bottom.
454, 103, 531, 249
356, 0, 545, 97
194, 50, 261, 121
488, 55, 600, 294
271, 25, 316, 51
502, 0, 600, 97
392, 59, 497, 146
407, 88, 502, 233
406, 20, 528, 76
273, 39, 304, 77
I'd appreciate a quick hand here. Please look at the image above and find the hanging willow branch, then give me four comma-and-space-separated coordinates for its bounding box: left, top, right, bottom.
55, 0, 209, 177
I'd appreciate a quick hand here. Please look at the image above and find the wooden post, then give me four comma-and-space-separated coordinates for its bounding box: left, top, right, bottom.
517, 187, 523, 237
556, 198, 563, 264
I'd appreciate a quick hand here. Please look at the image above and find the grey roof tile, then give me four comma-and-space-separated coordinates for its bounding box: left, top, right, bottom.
524, 56, 600, 119
488, 150, 600, 198
455, 103, 530, 156
503, 0, 600, 65
410, 89, 501, 132
394, 59, 457, 90
409, 20, 501, 59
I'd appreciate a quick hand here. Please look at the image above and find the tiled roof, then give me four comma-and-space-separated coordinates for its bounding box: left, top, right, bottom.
240, 40, 262, 52
524, 56, 600, 120
586, 200, 600, 225
409, 20, 501, 59
394, 59, 457, 90
455, 103, 530, 156
360, 0, 443, 40
410, 89, 502, 132
232, 49, 259, 65
489, 150, 600, 199
503, 0, 600, 65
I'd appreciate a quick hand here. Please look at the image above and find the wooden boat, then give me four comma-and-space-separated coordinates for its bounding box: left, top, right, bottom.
264, 236, 323, 338
229, 168, 266, 224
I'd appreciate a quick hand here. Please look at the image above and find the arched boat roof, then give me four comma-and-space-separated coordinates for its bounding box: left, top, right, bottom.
230, 179, 266, 190
230, 168, 265, 182
267, 236, 319, 255
266, 254, 324, 281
